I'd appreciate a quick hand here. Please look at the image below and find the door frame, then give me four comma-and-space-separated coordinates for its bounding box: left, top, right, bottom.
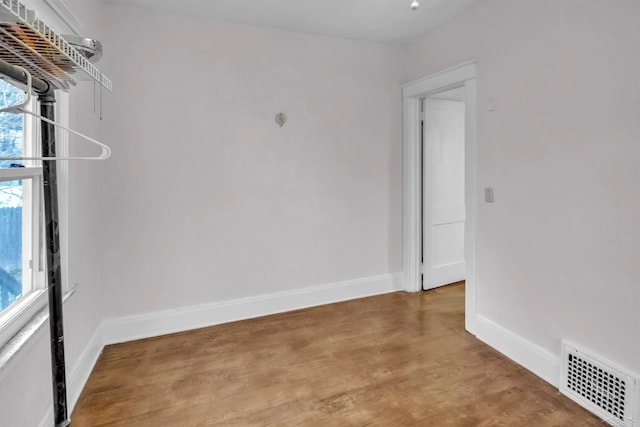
401, 61, 478, 334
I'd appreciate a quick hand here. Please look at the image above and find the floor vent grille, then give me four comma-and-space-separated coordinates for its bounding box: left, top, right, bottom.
561, 341, 638, 426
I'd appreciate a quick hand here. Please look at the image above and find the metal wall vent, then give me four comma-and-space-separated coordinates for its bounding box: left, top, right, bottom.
560, 341, 639, 426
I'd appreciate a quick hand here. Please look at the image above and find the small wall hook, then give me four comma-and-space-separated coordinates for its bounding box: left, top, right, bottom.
275, 112, 287, 127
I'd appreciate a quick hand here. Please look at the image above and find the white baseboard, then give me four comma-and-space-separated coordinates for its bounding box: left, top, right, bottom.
67, 325, 104, 409
37, 408, 52, 427
103, 273, 402, 345
475, 314, 560, 386
38, 325, 105, 427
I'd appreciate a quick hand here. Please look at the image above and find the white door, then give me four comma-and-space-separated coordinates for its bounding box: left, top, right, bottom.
423, 98, 465, 290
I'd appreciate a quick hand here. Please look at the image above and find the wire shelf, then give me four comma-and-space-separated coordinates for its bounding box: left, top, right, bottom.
0, 0, 111, 91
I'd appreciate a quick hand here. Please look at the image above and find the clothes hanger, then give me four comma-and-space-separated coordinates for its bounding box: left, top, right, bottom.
0, 66, 111, 161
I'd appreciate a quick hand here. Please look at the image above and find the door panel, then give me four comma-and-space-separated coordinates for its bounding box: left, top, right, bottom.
430, 222, 465, 285
423, 99, 465, 290
432, 204, 465, 225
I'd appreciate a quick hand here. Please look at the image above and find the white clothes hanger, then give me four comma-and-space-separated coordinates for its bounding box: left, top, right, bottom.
0, 66, 111, 161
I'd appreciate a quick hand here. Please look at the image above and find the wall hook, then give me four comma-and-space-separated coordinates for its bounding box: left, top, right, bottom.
275, 112, 287, 127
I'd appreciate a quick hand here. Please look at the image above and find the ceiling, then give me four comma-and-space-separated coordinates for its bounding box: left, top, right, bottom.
104, 0, 482, 44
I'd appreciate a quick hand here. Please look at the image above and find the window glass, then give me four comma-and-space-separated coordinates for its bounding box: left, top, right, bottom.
0, 180, 23, 310
0, 79, 24, 167
0, 80, 29, 315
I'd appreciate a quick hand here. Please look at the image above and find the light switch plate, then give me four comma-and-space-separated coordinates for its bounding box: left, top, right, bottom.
485, 187, 494, 203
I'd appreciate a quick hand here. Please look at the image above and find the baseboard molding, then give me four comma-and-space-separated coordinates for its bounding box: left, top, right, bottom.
67, 325, 104, 409
475, 315, 560, 387
38, 324, 105, 427
37, 407, 52, 427
102, 273, 402, 345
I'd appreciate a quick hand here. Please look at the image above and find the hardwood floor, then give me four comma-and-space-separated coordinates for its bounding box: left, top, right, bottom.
71, 283, 600, 426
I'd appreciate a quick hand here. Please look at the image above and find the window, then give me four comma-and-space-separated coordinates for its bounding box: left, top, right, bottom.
0, 78, 47, 346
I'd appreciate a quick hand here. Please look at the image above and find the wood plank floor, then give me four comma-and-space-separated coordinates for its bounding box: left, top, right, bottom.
71, 283, 601, 426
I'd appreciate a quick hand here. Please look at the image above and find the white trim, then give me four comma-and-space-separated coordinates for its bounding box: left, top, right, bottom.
390, 273, 403, 290
37, 408, 51, 427
463, 77, 478, 333
103, 273, 402, 345
0, 293, 49, 384
67, 324, 103, 409
0, 166, 42, 180
55, 90, 70, 292
37, 322, 103, 427
0, 290, 48, 355
0, 287, 75, 384
402, 97, 422, 294
401, 61, 478, 334
402, 61, 478, 98
475, 315, 560, 386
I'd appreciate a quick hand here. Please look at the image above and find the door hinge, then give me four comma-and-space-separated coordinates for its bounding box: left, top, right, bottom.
419, 262, 425, 274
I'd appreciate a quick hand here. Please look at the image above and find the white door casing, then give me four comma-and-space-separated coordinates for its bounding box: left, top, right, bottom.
402, 61, 478, 335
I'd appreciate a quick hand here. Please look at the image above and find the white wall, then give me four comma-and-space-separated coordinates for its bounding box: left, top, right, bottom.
406, 0, 640, 374
0, 1, 109, 425
0, 330, 52, 427
100, 5, 404, 319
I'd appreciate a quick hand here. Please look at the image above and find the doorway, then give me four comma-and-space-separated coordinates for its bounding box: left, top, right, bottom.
402, 61, 478, 334
421, 89, 466, 291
